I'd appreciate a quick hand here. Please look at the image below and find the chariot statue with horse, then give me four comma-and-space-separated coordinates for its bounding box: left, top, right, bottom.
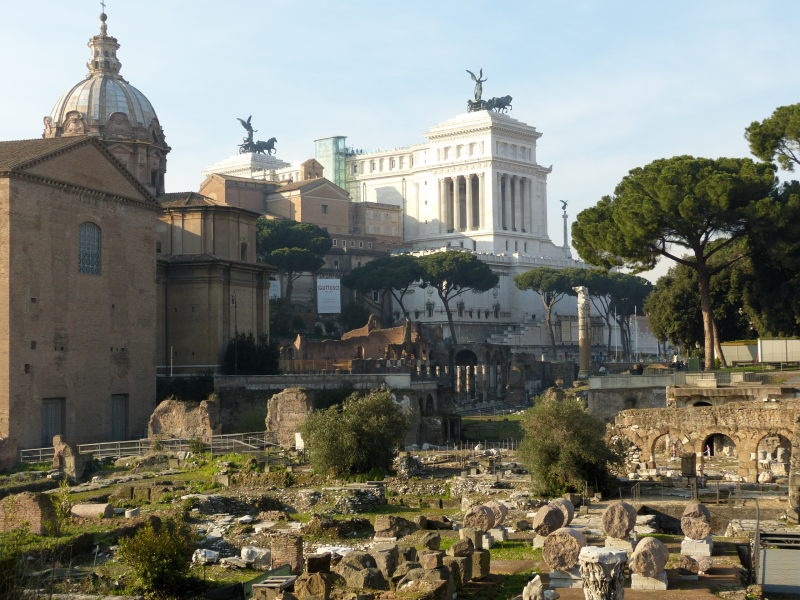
237, 115, 278, 155
465, 69, 512, 113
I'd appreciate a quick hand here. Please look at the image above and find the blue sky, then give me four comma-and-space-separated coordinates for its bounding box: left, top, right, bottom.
3, 1, 799, 271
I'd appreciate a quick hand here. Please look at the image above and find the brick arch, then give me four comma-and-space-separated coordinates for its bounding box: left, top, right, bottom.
613, 404, 800, 483
752, 428, 794, 478
646, 429, 688, 469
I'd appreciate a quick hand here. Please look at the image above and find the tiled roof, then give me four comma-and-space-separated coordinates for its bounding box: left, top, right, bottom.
277, 178, 331, 193
158, 192, 223, 207
0, 137, 91, 171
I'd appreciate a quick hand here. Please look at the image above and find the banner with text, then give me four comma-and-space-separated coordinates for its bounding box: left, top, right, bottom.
316, 278, 341, 314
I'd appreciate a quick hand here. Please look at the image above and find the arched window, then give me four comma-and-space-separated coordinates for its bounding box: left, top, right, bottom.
78, 222, 101, 275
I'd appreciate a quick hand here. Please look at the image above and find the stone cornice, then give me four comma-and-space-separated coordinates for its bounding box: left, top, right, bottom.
7, 170, 160, 212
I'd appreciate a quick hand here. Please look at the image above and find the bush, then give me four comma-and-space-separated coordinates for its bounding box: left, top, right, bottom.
518, 396, 619, 496
116, 517, 196, 596
0, 528, 25, 600
47, 478, 73, 536
222, 333, 279, 375
301, 389, 409, 477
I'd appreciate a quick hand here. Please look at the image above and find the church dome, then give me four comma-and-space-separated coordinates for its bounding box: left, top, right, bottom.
43, 12, 164, 142
43, 11, 169, 195
47, 69, 159, 135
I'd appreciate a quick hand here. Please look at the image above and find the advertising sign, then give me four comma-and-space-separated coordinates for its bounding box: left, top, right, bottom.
316, 278, 341, 313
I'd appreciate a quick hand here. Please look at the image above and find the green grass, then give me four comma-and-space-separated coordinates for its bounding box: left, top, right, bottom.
461, 415, 524, 442
489, 540, 541, 561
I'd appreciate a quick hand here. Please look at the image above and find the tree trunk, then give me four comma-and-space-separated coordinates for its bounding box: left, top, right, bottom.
696, 259, 715, 371
284, 272, 295, 307
712, 319, 727, 368
392, 290, 408, 321
616, 315, 631, 358
440, 291, 458, 346
380, 290, 392, 327
543, 300, 557, 359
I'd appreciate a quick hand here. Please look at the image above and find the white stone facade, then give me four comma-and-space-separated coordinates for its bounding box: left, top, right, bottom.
343, 110, 568, 258
331, 110, 584, 338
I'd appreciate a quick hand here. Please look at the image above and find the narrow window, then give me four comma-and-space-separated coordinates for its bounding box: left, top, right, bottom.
78, 222, 101, 275
321, 204, 329, 215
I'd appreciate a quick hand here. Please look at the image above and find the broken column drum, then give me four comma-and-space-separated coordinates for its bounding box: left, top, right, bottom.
543, 527, 586, 571
601, 501, 637, 538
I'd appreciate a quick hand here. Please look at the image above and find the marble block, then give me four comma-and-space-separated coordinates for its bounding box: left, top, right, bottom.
681, 535, 713, 557
548, 567, 583, 589
631, 571, 668, 590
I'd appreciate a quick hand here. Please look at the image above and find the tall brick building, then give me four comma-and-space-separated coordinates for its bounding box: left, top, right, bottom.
0, 136, 159, 454
0, 11, 273, 467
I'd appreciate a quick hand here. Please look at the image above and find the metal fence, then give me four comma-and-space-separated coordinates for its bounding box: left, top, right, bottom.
18, 431, 278, 464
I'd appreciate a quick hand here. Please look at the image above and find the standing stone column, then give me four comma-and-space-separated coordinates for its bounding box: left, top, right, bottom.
578, 546, 627, 600
513, 176, 522, 231
477, 172, 485, 230
466, 174, 474, 230
453, 176, 462, 231
573, 285, 591, 379
438, 178, 446, 233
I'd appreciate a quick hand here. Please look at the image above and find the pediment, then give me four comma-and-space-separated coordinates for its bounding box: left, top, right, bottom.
304, 179, 350, 200
23, 141, 151, 204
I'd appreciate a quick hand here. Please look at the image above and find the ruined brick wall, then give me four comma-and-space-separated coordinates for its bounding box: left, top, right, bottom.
0, 492, 57, 535
295, 320, 431, 362
588, 387, 667, 422
667, 384, 793, 408
265, 388, 313, 447
147, 395, 221, 441
265, 532, 303, 574
612, 401, 800, 482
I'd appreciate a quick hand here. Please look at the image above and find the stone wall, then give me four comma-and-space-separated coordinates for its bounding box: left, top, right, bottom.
667, 384, 794, 408
291, 317, 432, 363
588, 387, 667, 422
612, 401, 800, 482
265, 388, 314, 448
0, 492, 57, 535
147, 395, 221, 441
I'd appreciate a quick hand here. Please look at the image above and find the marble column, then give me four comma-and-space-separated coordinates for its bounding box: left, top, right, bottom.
438, 178, 446, 233
502, 175, 512, 230
513, 176, 522, 232
453, 176, 462, 231
465, 174, 474, 230
492, 173, 503, 229
526, 177, 535, 233
574, 285, 591, 379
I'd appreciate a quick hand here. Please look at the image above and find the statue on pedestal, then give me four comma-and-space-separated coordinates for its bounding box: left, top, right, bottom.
237, 116, 277, 155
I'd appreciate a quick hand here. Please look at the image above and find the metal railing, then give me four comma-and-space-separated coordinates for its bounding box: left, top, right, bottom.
631, 482, 641, 502
18, 431, 278, 464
